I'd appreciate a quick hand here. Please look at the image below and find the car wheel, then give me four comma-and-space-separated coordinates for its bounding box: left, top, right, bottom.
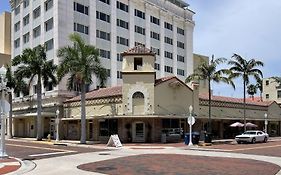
264, 137, 268, 143
252, 138, 256, 144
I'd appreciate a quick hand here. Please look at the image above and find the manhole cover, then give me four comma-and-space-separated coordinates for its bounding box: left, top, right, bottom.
96, 166, 116, 171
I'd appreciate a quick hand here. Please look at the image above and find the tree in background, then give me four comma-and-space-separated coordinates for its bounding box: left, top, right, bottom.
57, 33, 107, 144
12, 45, 57, 140
247, 84, 257, 100
186, 55, 235, 136
228, 54, 264, 132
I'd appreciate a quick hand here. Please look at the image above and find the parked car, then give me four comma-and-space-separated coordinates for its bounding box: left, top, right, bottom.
235, 130, 269, 144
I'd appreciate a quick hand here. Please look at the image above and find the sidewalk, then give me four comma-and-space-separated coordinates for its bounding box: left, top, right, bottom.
0, 157, 21, 175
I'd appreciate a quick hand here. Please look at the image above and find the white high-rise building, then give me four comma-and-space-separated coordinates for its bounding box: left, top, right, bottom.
10, 0, 194, 93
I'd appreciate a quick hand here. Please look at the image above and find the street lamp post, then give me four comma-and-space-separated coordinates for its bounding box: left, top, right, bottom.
55, 109, 60, 142
0, 66, 8, 158
188, 105, 193, 146
264, 113, 268, 133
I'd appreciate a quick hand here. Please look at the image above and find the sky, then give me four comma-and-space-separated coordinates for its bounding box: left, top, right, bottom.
188, 0, 281, 97
1, 1, 280, 97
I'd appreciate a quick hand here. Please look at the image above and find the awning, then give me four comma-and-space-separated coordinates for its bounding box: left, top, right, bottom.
13, 112, 56, 118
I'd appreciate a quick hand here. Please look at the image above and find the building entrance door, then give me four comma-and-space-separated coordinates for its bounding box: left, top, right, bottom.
133, 122, 145, 142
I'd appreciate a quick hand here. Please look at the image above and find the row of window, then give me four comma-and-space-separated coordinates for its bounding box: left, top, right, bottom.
265, 91, 281, 99
74, 23, 89, 35
15, 0, 53, 16
15, 35, 53, 51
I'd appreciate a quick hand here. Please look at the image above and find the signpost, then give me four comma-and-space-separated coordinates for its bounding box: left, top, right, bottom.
107, 135, 122, 148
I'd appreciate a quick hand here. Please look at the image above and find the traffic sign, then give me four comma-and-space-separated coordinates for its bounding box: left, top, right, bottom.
0, 100, 10, 114
188, 116, 195, 125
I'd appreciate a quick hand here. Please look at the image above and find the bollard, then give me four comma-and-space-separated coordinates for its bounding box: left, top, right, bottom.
47, 134, 51, 142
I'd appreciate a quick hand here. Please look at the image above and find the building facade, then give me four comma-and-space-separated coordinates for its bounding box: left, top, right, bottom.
10, 0, 195, 93
263, 77, 281, 105
0, 11, 11, 66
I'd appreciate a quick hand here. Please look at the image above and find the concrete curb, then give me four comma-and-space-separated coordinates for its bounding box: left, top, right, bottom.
7, 158, 36, 175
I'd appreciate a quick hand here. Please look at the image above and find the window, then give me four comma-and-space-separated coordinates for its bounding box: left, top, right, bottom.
74, 23, 89, 34
135, 25, 145, 35
177, 27, 184, 35
135, 42, 145, 47
165, 51, 173, 59
278, 91, 281, 98
150, 31, 160, 40
162, 119, 179, 128
106, 69, 111, 77
164, 22, 173, 31
15, 6, 20, 15
74, 2, 89, 15
150, 16, 159, 25
134, 57, 143, 70
45, 39, 53, 51
154, 63, 160, 70
99, 49, 111, 59
96, 11, 110, 23
266, 94, 269, 99
99, 0, 110, 5
45, 18, 53, 31
117, 1, 128, 12
117, 71, 122, 79
177, 55, 185, 62
33, 6, 41, 19
99, 119, 118, 136
117, 19, 129, 29
134, 9, 145, 19
164, 37, 173, 45
45, 0, 53, 11
150, 47, 160, 55
96, 30, 110, 41
117, 53, 123, 61
117, 36, 129, 46
23, 32, 30, 44
14, 21, 20, 32
23, 14, 30, 26
266, 80, 269, 85
177, 41, 184, 49
33, 25, 41, 38
14, 38, 20, 48
23, 0, 29, 8
45, 82, 53, 91
177, 69, 185, 76
164, 65, 173, 73
33, 85, 37, 94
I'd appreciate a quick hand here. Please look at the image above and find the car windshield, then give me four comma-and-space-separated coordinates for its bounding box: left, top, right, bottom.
243, 131, 256, 135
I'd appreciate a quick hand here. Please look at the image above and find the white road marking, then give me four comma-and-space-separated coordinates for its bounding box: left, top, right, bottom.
29, 151, 75, 157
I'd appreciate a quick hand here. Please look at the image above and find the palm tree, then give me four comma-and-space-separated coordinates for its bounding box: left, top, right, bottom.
228, 53, 264, 132
255, 77, 263, 101
186, 55, 235, 135
6, 66, 29, 138
247, 84, 257, 100
12, 45, 57, 140
57, 33, 107, 144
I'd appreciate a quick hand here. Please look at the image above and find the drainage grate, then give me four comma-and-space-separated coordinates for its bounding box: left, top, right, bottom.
98, 152, 111, 155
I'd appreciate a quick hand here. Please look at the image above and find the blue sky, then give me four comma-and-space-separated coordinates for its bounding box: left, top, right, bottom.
188, 0, 281, 97
1, 1, 280, 97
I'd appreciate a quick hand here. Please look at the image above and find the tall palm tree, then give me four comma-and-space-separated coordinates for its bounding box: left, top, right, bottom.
186, 55, 235, 134
57, 33, 107, 144
247, 84, 257, 100
6, 66, 29, 138
255, 77, 263, 101
228, 53, 264, 132
12, 45, 57, 141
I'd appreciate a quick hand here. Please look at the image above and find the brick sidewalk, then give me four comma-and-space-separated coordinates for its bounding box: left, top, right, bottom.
77, 154, 280, 175
0, 157, 21, 174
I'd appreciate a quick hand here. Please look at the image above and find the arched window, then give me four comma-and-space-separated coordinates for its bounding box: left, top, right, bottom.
132, 92, 144, 115
132, 91, 144, 99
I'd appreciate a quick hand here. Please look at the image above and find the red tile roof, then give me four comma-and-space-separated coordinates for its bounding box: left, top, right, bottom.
65, 86, 122, 102
65, 76, 192, 103
121, 45, 155, 56
199, 94, 274, 106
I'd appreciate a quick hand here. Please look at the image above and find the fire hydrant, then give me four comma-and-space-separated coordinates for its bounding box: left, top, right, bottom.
47, 134, 51, 142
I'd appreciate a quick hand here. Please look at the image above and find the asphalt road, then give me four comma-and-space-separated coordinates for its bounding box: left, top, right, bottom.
5, 140, 102, 160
